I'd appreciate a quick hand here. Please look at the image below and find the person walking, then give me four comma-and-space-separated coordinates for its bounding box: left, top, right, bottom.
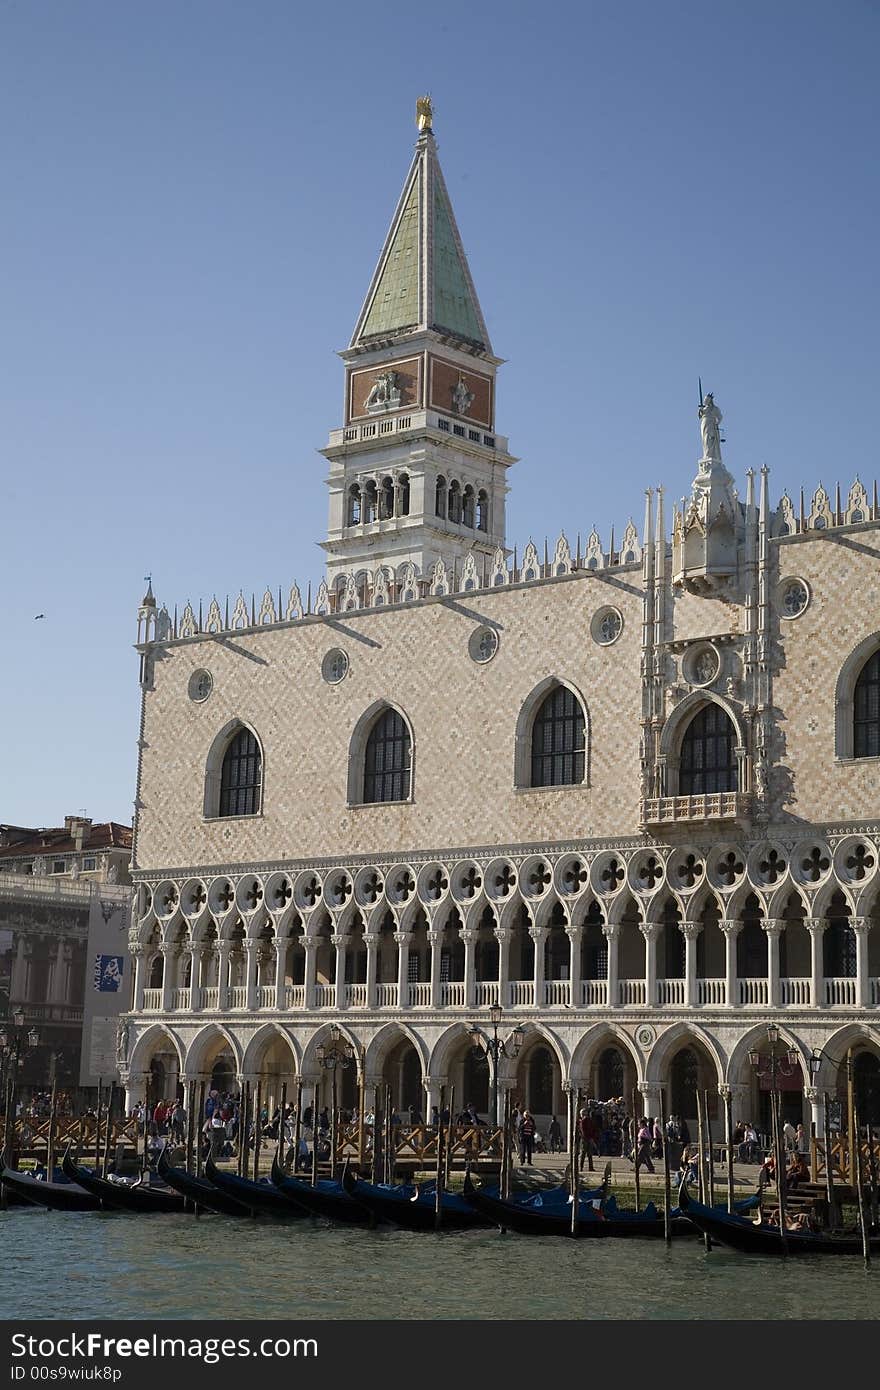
578, 1107, 597, 1172
547, 1115, 563, 1153
634, 1117, 656, 1175
519, 1110, 537, 1166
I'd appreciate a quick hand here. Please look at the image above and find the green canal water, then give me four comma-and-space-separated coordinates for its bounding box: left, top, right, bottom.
3, 1209, 879, 1320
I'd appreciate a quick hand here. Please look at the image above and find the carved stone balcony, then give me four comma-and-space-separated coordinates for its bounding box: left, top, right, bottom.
639, 791, 752, 829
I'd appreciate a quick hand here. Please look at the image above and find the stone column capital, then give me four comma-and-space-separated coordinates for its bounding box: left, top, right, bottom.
762, 919, 785, 937
393, 931, 411, 946
565, 925, 583, 942
639, 922, 661, 942
459, 928, 476, 945
805, 917, 826, 935
362, 933, 379, 948
804, 1086, 820, 1103
717, 1083, 731, 1099
528, 925, 548, 943
330, 933, 347, 948
601, 922, 621, 941
300, 935, 319, 951
851, 917, 870, 935
493, 927, 511, 945
680, 923, 702, 941
719, 918, 743, 937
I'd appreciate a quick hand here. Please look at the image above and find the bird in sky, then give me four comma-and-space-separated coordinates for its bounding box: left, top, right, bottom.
34, 614, 45, 620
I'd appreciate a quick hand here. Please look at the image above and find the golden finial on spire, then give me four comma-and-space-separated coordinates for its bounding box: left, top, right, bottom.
416, 94, 433, 132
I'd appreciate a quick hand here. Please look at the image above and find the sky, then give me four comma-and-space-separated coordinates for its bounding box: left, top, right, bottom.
1, 1, 878, 827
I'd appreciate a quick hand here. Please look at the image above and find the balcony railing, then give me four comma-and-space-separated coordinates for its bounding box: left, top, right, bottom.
256, 985, 274, 1009
314, 984, 336, 1008
543, 980, 569, 1007
618, 979, 646, 1006
738, 978, 769, 1006
143, 988, 161, 1011
440, 982, 465, 1008
11, 1001, 84, 1025
825, 977, 857, 1006
171, 987, 190, 1010
581, 979, 608, 1007
780, 977, 811, 1006
871, 978, 880, 1007
285, 985, 305, 1009
697, 978, 726, 1006
507, 981, 533, 1007
639, 791, 752, 828
474, 981, 500, 1008
346, 983, 367, 1008
657, 979, 685, 1006
409, 983, 432, 1008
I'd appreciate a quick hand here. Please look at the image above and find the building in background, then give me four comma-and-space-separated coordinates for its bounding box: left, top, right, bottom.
122, 100, 880, 1138
0, 818, 132, 1087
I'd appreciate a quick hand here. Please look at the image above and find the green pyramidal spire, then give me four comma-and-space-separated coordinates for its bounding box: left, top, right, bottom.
351, 101, 492, 353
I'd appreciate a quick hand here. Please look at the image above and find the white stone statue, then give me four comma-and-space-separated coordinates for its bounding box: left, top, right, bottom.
699, 392, 723, 461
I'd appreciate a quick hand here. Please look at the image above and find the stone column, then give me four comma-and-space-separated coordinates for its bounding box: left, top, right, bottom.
804, 1086, 824, 1140
274, 935, 288, 1010
50, 936, 67, 1003
217, 941, 231, 1009
566, 925, 583, 1008
124, 1071, 148, 1114
529, 926, 547, 1009
806, 917, 826, 1008
640, 923, 659, 1006
194, 946, 211, 1010
131, 945, 146, 1012
639, 1080, 661, 1122
10, 935, 27, 1001
423, 1074, 442, 1122
461, 928, 476, 1008
245, 939, 259, 1010
332, 933, 347, 1009
682, 923, 701, 1007
494, 927, 511, 1009
720, 918, 742, 1008
763, 918, 784, 1008
363, 934, 379, 1009
427, 930, 442, 1008
302, 936, 319, 1010
160, 943, 176, 1012
853, 917, 871, 1007
726, 1082, 751, 1127
603, 923, 620, 1007
394, 932, 411, 1009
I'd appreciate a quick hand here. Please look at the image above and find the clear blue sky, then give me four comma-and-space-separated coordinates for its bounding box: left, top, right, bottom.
2, 1, 878, 827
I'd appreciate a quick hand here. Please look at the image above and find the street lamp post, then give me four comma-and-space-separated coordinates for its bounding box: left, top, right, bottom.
468, 1005, 525, 1126
315, 1025, 357, 1179
748, 1023, 799, 1237
0, 1009, 41, 1159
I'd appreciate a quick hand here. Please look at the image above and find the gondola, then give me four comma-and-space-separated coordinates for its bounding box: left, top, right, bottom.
203, 1155, 305, 1216
1, 1162, 101, 1213
269, 1155, 372, 1225
156, 1145, 254, 1217
340, 1167, 489, 1231
676, 1179, 880, 1257
61, 1151, 185, 1214
462, 1171, 692, 1238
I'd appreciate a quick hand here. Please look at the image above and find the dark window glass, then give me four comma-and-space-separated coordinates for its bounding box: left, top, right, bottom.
854, 651, 880, 758
679, 704, 737, 794
823, 921, 857, 977
530, 686, 585, 787
364, 708, 411, 803
219, 727, 262, 817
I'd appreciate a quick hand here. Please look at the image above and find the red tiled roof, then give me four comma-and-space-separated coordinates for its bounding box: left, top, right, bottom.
0, 822, 132, 859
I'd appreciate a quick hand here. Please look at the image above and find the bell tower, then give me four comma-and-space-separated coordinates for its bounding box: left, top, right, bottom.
321, 98, 516, 596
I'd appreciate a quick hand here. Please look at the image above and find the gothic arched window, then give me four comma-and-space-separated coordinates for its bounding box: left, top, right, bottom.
435, 476, 446, 518
823, 920, 857, 978
530, 685, 586, 787
364, 708, 412, 804
462, 485, 475, 528
219, 727, 262, 817
347, 485, 361, 525
448, 480, 462, 524
398, 473, 410, 517
679, 704, 737, 795
380, 476, 395, 520
854, 650, 880, 758
476, 490, 488, 532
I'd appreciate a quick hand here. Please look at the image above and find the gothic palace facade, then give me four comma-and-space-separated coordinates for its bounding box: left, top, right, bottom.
122, 101, 880, 1136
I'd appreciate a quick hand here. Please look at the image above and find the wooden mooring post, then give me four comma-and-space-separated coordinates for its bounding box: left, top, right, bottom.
822, 1091, 838, 1229
853, 1096, 870, 1267
696, 1089, 711, 1252
94, 1079, 103, 1171
252, 1081, 263, 1183
659, 1086, 672, 1243
102, 1084, 114, 1176
434, 1085, 445, 1232
196, 1080, 206, 1178
723, 1086, 735, 1215
631, 1088, 641, 1215
47, 1079, 58, 1182
311, 1082, 319, 1187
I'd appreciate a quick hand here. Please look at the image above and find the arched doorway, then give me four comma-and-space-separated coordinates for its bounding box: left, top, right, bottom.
667, 1040, 719, 1136
382, 1036, 423, 1117
515, 1038, 563, 1130
854, 1050, 880, 1128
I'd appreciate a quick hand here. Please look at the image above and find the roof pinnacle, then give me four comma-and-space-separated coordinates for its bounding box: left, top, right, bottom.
416, 94, 433, 133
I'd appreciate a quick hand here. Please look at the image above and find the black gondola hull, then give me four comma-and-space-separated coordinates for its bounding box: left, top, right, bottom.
204, 1156, 306, 1216
463, 1181, 690, 1238
1, 1164, 100, 1212
270, 1156, 371, 1224
62, 1154, 185, 1214
677, 1181, 880, 1257
340, 1170, 488, 1231
156, 1148, 252, 1217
